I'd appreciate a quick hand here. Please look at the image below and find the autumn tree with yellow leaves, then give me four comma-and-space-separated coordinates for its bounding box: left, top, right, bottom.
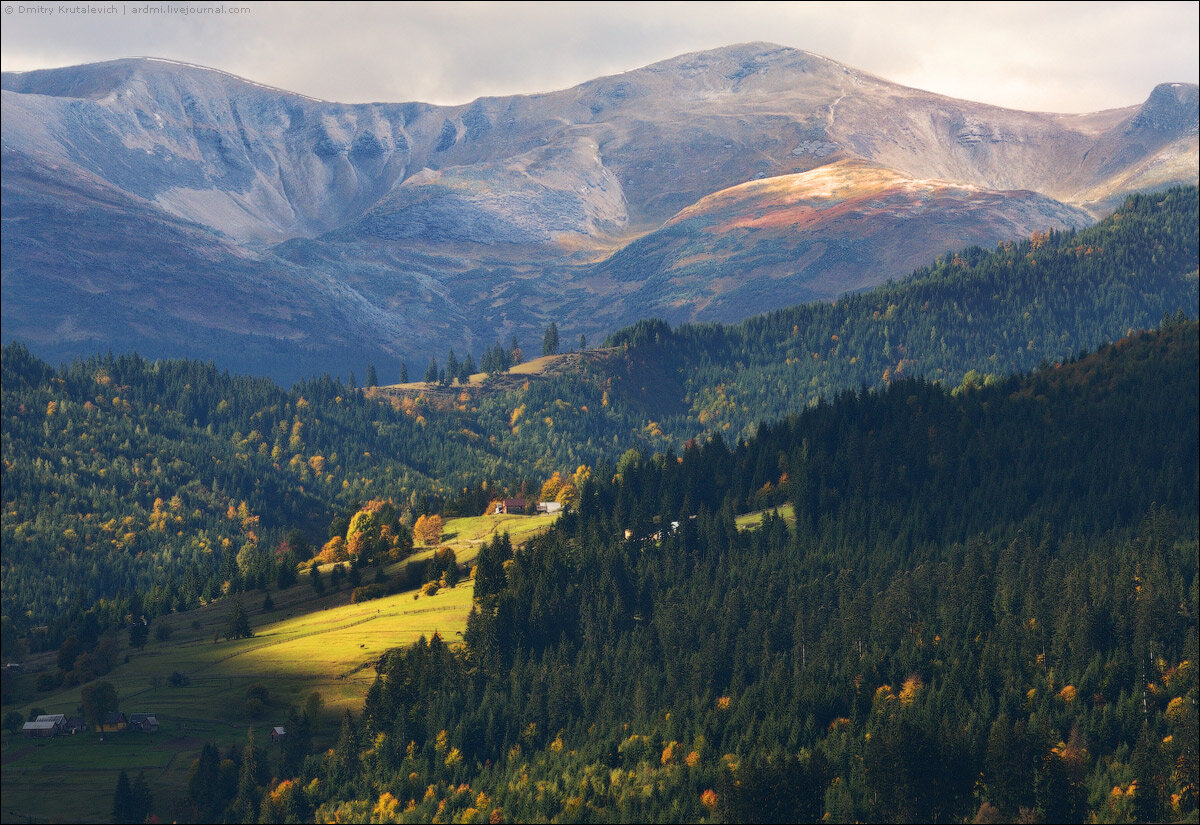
413, 513, 444, 547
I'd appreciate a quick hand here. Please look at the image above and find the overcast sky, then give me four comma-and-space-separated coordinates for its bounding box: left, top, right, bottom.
2, 1, 1197, 113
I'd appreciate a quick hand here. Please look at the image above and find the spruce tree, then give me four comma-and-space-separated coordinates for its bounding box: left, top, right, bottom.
188, 742, 220, 814
276, 552, 298, 590
223, 596, 253, 640
111, 769, 133, 824
543, 322, 560, 356
131, 771, 153, 823
231, 731, 267, 823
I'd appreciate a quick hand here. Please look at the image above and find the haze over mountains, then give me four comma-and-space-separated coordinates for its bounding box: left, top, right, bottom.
2, 43, 1196, 382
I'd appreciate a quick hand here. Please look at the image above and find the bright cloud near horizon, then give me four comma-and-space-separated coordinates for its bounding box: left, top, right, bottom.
2, 1, 1197, 113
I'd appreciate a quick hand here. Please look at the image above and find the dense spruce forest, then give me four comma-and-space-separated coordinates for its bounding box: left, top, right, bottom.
178, 320, 1197, 824
601, 187, 1200, 439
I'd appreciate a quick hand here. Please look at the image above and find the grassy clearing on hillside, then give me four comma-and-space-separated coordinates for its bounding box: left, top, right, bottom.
1, 513, 556, 823
383, 372, 488, 391
339, 511, 558, 575
1, 581, 473, 823
431, 510, 559, 565
734, 502, 796, 531
380, 348, 617, 393
384, 353, 563, 390
507, 354, 559, 375
2, 733, 180, 824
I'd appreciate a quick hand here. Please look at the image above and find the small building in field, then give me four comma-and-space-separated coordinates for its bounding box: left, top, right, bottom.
271, 726, 287, 743
128, 713, 159, 733
101, 711, 128, 732
22, 720, 59, 738
23, 714, 68, 738
536, 501, 562, 514
493, 498, 528, 515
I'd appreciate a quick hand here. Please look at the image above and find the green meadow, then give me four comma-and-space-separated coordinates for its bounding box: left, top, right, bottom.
424, 510, 560, 567
1, 512, 557, 823
733, 502, 795, 531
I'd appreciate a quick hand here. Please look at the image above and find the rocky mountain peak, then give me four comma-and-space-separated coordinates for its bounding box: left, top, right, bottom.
645, 41, 841, 76
1130, 82, 1200, 133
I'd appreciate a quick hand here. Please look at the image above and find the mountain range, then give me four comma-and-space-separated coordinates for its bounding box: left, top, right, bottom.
3, 43, 1196, 382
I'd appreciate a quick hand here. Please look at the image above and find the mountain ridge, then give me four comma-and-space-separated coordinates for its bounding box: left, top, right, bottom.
3, 43, 1196, 382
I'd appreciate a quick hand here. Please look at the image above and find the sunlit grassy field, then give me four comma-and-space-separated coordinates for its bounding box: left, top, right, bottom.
426, 510, 559, 567
0, 512, 556, 823
1, 580, 473, 823
734, 502, 796, 531
385, 352, 565, 390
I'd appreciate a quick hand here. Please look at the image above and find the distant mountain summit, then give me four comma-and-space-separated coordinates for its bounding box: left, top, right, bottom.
1131, 82, 1199, 133
3, 43, 1196, 382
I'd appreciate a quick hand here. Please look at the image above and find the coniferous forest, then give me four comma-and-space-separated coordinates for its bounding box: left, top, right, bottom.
288, 321, 1198, 823
601, 187, 1200, 440
0, 189, 1197, 823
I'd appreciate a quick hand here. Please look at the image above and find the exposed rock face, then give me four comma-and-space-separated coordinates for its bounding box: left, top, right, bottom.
2, 44, 1195, 382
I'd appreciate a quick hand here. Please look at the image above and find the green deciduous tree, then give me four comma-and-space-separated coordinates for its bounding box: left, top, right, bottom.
81, 680, 118, 734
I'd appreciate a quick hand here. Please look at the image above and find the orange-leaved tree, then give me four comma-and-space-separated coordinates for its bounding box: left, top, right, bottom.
414, 514, 444, 547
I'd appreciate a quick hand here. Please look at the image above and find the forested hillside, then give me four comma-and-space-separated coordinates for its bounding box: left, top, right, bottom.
394, 187, 1199, 497
602, 186, 1199, 439
3, 188, 1196, 650
0, 346, 675, 641
2, 188, 1198, 821
182, 320, 1198, 824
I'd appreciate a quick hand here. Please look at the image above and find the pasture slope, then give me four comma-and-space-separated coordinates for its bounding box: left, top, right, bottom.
0, 512, 557, 824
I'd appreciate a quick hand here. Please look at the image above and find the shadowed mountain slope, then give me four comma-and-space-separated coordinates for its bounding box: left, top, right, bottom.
3, 44, 1195, 381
